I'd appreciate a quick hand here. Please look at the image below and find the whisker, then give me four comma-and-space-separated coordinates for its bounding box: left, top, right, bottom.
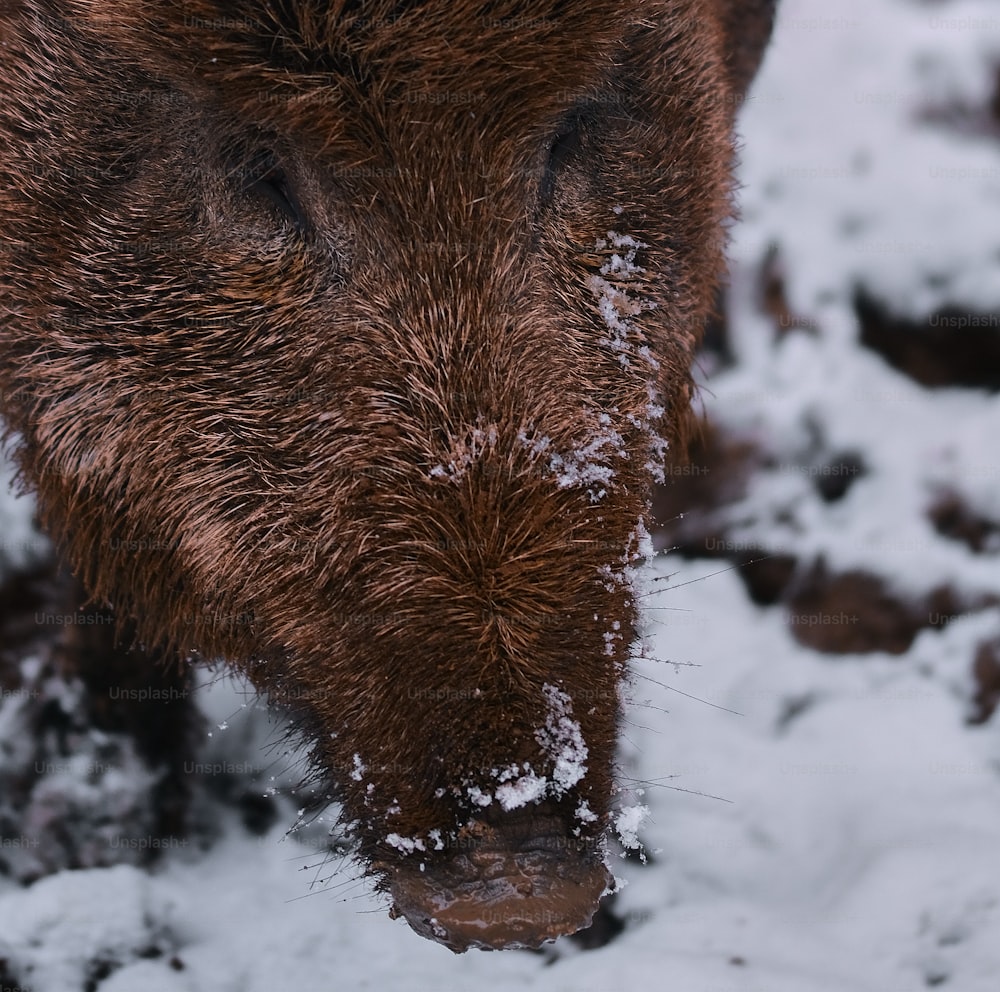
625, 702, 671, 719
621, 716, 659, 732
618, 775, 733, 804
627, 653, 701, 668
285, 873, 370, 904
631, 669, 742, 716
642, 554, 775, 596
618, 729, 642, 752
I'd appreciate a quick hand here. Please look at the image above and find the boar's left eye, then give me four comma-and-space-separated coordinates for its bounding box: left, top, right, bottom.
244, 150, 305, 229
540, 117, 583, 208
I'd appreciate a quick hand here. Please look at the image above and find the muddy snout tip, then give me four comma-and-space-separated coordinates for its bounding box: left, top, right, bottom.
386, 821, 612, 952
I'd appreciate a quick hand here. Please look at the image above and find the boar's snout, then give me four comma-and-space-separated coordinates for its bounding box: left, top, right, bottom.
384, 804, 611, 952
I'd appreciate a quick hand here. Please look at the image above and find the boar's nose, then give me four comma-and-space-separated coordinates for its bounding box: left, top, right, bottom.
385, 805, 612, 952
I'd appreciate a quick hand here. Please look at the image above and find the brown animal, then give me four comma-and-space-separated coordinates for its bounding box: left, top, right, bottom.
0, 0, 774, 952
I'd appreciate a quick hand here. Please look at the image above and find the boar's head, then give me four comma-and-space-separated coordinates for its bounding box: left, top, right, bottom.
0, 0, 772, 951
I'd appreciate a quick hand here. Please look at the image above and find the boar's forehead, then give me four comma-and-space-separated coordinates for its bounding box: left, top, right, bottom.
80, 0, 636, 133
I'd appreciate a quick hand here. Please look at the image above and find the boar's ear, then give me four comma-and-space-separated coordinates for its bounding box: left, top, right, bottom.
714, 0, 777, 99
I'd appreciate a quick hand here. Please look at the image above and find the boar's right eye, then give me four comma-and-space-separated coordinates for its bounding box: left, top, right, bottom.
540, 117, 583, 208
242, 150, 305, 230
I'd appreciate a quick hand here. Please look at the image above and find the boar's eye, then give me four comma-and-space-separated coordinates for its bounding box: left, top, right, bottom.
243, 150, 305, 229
540, 116, 583, 208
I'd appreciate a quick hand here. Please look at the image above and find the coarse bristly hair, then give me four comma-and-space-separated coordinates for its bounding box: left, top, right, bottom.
0, 0, 775, 889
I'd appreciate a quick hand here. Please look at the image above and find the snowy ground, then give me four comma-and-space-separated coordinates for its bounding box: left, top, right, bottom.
3, 0, 1000, 989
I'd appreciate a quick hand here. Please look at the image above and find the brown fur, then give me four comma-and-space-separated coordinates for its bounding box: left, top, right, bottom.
0, 0, 774, 947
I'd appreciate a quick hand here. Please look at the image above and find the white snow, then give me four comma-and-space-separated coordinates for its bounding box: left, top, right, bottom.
494, 771, 549, 811
587, 231, 659, 368
349, 753, 366, 782
385, 833, 426, 855
0, 865, 177, 991
534, 683, 589, 793
518, 425, 626, 502
612, 804, 649, 855
3, 0, 1000, 988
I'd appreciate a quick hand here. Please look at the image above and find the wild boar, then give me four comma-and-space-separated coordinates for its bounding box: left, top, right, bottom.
0, 0, 774, 951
